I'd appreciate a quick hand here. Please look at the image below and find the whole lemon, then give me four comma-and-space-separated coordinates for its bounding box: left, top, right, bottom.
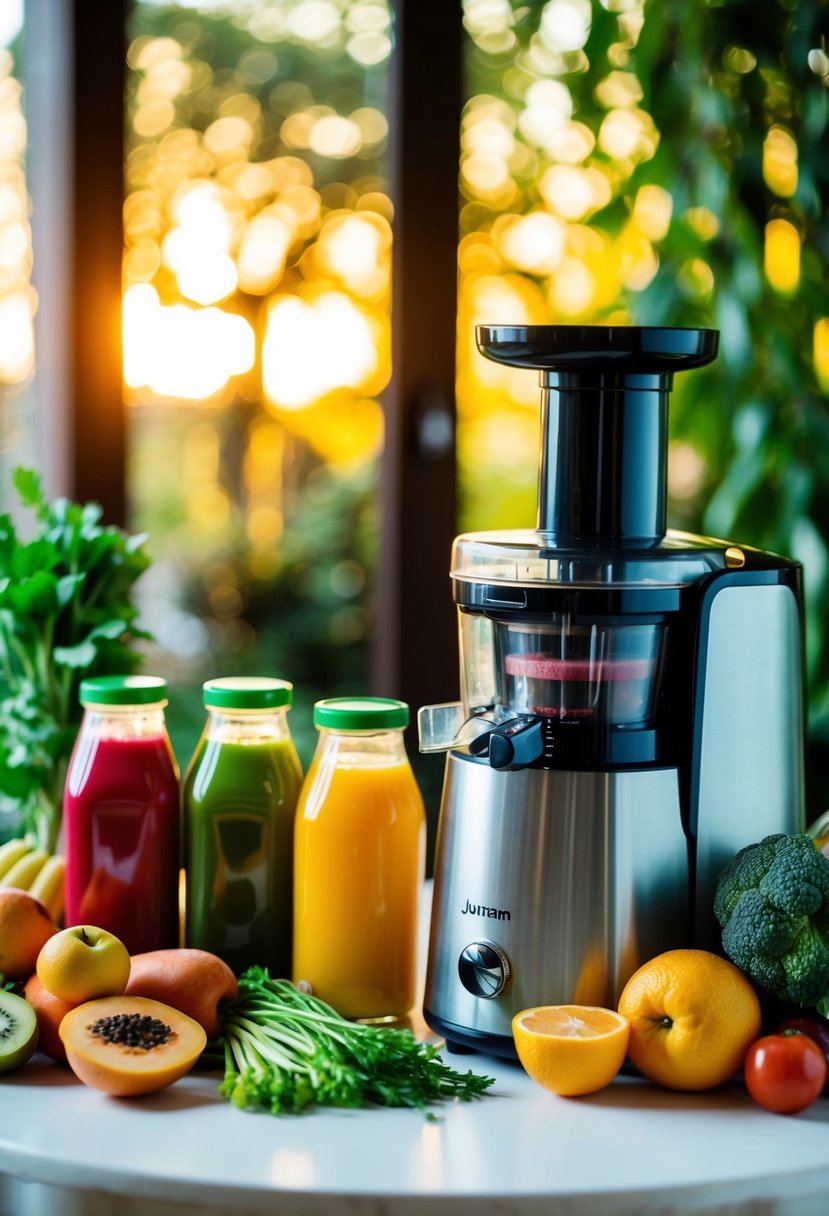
618, 948, 761, 1091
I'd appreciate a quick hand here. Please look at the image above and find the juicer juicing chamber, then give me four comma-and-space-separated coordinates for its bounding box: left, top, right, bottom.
420, 325, 805, 1057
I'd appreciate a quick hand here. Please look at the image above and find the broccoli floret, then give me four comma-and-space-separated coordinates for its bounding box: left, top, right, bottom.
714, 832, 829, 1006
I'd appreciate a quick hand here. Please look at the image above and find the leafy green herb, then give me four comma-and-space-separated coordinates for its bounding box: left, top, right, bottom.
0, 469, 152, 851
216, 969, 495, 1115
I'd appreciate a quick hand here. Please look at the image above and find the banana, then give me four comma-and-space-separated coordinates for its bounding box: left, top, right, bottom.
28, 853, 65, 923
0, 847, 49, 891
0, 837, 33, 880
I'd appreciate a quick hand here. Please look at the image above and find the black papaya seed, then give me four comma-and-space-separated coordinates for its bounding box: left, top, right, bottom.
89, 1011, 172, 1050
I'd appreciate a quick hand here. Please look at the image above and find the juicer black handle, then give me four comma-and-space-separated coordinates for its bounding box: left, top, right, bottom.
468, 715, 545, 771
475, 325, 719, 544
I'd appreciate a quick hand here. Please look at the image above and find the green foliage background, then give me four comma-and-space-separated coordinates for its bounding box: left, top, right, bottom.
126, 1, 829, 814
464, 0, 829, 809
621, 0, 828, 806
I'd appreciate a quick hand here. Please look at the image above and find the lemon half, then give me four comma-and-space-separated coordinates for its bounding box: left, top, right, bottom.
512, 1004, 630, 1097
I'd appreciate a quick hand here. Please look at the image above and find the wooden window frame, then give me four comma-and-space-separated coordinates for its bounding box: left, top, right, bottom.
26, 0, 460, 709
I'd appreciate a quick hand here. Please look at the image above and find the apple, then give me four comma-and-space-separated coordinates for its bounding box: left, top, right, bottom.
36, 924, 131, 1004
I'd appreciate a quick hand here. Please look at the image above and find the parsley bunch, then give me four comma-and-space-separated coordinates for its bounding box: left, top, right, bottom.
216, 969, 495, 1115
0, 469, 152, 852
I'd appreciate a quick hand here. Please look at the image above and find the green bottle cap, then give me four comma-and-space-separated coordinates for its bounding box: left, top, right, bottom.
312, 697, 409, 731
79, 675, 168, 706
202, 677, 293, 710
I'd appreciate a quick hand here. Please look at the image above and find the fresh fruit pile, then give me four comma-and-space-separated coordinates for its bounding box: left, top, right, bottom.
2, 922, 495, 1111
9, 924, 221, 1094
511, 947, 828, 1113
3, 826, 829, 1121
508, 831, 829, 1115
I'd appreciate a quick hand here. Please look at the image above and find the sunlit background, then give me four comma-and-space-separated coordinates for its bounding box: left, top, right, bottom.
0, 0, 35, 398
118, 1, 394, 754
0, 0, 828, 779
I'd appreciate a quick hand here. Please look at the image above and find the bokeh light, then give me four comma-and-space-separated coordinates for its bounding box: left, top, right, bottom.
762, 126, 798, 198
261, 290, 385, 410
123, 283, 255, 399
539, 0, 592, 54
815, 319, 829, 392
764, 218, 800, 295
123, 8, 393, 425
0, 47, 33, 386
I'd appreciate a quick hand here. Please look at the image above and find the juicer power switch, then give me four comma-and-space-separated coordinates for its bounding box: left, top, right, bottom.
468, 715, 545, 771
458, 940, 511, 998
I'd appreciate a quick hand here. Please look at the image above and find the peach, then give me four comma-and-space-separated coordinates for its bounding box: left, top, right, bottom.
0, 888, 57, 980
23, 973, 76, 1063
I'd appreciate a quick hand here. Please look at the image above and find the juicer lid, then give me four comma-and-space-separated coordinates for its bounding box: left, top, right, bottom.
477, 324, 718, 374
450, 529, 738, 589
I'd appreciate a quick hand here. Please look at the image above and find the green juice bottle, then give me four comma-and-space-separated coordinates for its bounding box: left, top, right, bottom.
183, 677, 303, 976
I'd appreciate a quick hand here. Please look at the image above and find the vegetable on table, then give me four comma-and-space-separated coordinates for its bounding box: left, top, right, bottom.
214, 968, 495, 1115
0, 469, 152, 853
713, 833, 829, 1010
743, 1032, 827, 1115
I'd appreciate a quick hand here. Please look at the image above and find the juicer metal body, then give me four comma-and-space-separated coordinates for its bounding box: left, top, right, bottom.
424, 566, 805, 1055
421, 325, 806, 1057
426, 763, 686, 1047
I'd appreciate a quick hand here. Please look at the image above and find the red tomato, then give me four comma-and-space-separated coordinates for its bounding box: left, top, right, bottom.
775, 1018, 829, 1093
744, 1034, 827, 1114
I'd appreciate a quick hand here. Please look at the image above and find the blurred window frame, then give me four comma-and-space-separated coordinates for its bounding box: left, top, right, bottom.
24, 0, 460, 703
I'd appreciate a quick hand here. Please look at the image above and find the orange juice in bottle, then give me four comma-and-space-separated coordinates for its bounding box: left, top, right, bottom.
293, 698, 426, 1020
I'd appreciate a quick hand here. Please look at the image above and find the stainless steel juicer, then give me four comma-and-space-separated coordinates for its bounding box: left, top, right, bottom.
419, 325, 805, 1057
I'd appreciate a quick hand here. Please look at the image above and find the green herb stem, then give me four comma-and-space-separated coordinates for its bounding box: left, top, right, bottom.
215, 967, 495, 1116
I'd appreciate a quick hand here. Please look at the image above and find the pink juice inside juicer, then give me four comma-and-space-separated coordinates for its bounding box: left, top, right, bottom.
498, 622, 664, 724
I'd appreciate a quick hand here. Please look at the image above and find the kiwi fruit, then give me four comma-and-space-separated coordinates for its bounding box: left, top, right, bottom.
0, 989, 39, 1073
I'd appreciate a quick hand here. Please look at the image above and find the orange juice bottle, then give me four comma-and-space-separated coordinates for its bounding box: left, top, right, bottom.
293, 698, 426, 1020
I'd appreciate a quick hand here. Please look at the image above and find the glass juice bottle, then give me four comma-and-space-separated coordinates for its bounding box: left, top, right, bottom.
293, 698, 426, 1020
183, 677, 303, 976
63, 675, 180, 953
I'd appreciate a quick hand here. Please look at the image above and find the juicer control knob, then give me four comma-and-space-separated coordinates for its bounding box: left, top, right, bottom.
458, 940, 511, 999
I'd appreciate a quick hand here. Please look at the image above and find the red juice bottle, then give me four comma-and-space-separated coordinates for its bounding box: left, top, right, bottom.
63, 676, 180, 953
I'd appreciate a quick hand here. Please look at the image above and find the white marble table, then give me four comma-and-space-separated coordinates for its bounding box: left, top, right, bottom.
1, 1047, 828, 1216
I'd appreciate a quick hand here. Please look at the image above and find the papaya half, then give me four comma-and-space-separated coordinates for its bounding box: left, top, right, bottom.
59, 995, 207, 1096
